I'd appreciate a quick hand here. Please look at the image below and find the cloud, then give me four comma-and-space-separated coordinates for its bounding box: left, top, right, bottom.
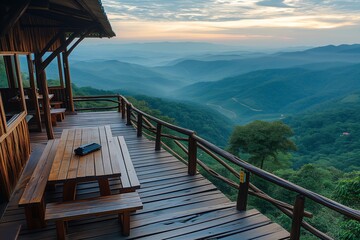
256, 0, 294, 8
101, 0, 360, 46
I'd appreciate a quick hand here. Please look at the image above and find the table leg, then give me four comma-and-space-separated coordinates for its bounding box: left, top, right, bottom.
98, 178, 111, 196
63, 180, 77, 201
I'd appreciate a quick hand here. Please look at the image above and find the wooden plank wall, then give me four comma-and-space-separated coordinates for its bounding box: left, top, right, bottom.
0, 16, 60, 53
0, 117, 30, 201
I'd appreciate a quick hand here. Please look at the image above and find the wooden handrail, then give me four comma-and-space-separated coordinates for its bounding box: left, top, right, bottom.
79, 94, 360, 239
73, 95, 121, 112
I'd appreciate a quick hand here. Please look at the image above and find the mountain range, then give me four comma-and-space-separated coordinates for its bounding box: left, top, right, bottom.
44, 43, 360, 124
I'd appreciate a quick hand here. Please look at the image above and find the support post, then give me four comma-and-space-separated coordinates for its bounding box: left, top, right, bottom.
121, 98, 125, 119
57, 54, 64, 88
188, 135, 197, 176
117, 95, 121, 112
34, 53, 54, 139
137, 113, 143, 137
27, 54, 42, 132
126, 104, 132, 125
62, 51, 75, 112
290, 195, 305, 240
236, 170, 250, 211
155, 123, 162, 151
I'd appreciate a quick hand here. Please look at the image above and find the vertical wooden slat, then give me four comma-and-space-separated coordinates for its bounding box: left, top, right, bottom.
0, 117, 30, 200
27, 54, 42, 131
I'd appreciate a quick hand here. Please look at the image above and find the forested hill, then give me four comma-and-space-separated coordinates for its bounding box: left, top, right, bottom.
71, 85, 232, 147
128, 95, 233, 147
286, 93, 360, 171
174, 63, 360, 123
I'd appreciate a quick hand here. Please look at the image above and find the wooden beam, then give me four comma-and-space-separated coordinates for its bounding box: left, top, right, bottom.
39, 31, 62, 57
27, 54, 42, 132
65, 30, 89, 57
35, 53, 53, 139
40, 31, 80, 72
26, 10, 93, 27
0, 0, 31, 37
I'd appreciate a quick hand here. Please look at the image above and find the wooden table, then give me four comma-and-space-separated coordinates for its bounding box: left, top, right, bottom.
48, 125, 124, 201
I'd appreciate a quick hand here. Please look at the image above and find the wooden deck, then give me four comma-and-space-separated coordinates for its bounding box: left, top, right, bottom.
0, 112, 290, 239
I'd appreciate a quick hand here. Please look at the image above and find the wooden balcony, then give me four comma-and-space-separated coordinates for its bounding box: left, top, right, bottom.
0, 111, 290, 239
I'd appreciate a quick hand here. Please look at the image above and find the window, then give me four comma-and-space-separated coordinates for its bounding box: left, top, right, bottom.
0, 54, 26, 126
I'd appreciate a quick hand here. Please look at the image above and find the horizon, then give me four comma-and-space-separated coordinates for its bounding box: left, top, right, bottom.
97, 0, 360, 49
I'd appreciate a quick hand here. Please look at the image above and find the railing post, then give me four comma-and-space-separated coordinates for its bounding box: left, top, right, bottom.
121, 98, 125, 119
290, 195, 305, 240
117, 94, 121, 112
237, 170, 250, 211
188, 134, 197, 176
155, 123, 162, 151
137, 113, 143, 137
126, 104, 132, 126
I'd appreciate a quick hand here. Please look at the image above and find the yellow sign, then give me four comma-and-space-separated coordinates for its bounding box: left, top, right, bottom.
239, 170, 245, 183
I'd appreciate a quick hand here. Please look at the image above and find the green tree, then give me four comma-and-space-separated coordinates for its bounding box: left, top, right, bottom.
334, 171, 360, 240
228, 120, 296, 169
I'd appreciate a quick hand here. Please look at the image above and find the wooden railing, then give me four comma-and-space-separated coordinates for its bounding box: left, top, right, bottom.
73, 95, 121, 112
80, 95, 360, 240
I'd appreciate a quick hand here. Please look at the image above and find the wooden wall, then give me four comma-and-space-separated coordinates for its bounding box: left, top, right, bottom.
0, 115, 30, 201
0, 15, 61, 53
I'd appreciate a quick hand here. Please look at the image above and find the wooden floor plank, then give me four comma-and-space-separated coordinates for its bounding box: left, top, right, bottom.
0, 112, 289, 240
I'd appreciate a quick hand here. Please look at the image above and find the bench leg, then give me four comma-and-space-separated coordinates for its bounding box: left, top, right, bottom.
51, 115, 57, 126
98, 178, 111, 196
63, 180, 77, 201
56, 221, 66, 240
24, 200, 46, 229
119, 212, 130, 236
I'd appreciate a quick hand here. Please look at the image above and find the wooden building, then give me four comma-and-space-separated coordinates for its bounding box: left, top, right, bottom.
0, 0, 114, 203
0, 1, 359, 239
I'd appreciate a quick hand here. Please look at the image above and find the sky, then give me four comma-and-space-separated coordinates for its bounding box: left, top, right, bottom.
100, 0, 360, 48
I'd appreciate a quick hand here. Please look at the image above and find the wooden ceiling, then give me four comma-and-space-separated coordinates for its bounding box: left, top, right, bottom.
0, 0, 115, 52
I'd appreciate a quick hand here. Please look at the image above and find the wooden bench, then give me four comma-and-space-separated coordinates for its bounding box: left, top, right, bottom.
50, 108, 66, 126
45, 192, 143, 240
50, 101, 63, 109
19, 139, 59, 229
40, 108, 66, 126
114, 136, 140, 192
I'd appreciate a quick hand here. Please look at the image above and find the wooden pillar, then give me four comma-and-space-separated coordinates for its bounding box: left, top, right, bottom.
188, 135, 197, 176
27, 54, 42, 132
137, 113, 143, 137
35, 53, 54, 139
236, 170, 250, 211
62, 51, 75, 112
155, 123, 162, 151
57, 55, 64, 88
290, 195, 305, 240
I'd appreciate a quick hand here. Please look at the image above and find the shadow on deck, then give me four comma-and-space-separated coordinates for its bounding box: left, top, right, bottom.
0, 112, 289, 239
